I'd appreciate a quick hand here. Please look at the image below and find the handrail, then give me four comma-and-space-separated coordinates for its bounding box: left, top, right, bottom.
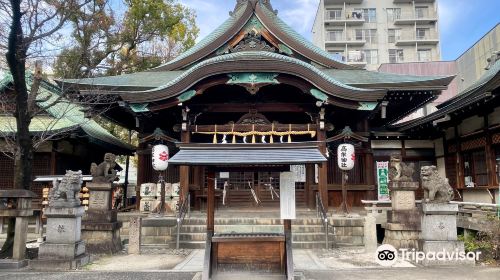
315, 192, 329, 249
176, 193, 191, 249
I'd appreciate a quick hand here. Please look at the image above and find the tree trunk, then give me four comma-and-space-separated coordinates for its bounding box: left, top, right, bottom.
1, 0, 34, 257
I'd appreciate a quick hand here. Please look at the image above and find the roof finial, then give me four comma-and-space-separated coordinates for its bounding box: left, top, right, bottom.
231, 0, 277, 16
485, 50, 500, 70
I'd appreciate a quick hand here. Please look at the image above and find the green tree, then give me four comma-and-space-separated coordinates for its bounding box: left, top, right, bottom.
1, 0, 94, 258
53, 0, 199, 78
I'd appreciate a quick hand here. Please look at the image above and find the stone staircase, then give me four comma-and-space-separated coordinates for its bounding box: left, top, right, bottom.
138, 213, 364, 250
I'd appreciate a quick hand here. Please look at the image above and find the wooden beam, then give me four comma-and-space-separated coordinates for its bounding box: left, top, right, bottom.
190, 123, 318, 133
198, 103, 307, 113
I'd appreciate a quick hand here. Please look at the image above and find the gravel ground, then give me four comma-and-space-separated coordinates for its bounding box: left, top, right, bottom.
84, 249, 192, 271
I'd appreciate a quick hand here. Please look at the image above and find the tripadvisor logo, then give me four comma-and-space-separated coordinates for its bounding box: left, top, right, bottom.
375, 244, 481, 266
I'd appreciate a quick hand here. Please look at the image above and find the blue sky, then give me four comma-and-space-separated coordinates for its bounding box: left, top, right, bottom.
177, 0, 500, 61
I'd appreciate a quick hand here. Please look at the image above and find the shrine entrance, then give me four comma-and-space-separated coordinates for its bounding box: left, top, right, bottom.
213, 169, 306, 208
169, 143, 327, 279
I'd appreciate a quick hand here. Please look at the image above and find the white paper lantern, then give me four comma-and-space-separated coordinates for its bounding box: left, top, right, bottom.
337, 144, 355, 171
152, 144, 169, 171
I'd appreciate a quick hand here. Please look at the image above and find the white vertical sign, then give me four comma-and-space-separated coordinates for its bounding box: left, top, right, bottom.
280, 172, 296, 219
290, 165, 306, 182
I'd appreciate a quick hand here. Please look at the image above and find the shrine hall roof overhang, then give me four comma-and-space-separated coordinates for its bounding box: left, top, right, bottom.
394, 58, 500, 132
168, 143, 327, 166
59, 52, 454, 104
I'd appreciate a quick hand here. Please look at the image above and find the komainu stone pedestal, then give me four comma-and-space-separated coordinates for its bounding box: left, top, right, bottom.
419, 203, 474, 266
383, 181, 421, 249
30, 206, 89, 270
82, 183, 122, 254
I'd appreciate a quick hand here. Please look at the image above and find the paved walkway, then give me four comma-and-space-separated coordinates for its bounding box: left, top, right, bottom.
173, 250, 205, 271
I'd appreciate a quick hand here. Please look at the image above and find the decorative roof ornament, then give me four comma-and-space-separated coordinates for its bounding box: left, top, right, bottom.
232, 0, 277, 16
485, 50, 500, 70
229, 30, 276, 53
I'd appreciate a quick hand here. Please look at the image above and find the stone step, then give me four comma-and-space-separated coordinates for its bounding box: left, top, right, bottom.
183, 218, 325, 226
214, 272, 285, 280
175, 224, 329, 234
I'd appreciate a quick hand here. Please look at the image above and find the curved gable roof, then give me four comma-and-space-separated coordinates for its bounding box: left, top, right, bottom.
151, 0, 354, 72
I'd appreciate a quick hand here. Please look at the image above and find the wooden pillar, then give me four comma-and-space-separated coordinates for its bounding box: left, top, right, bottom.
136, 144, 147, 210
484, 114, 498, 188
305, 164, 315, 209
207, 171, 215, 232
365, 149, 375, 199
180, 128, 191, 201
455, 125, 465, 189
317, 130, 329, 211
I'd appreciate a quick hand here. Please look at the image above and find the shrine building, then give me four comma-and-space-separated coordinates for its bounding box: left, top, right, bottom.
61, 0, 454, 212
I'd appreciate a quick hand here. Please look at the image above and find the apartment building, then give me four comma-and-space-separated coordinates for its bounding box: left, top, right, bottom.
312, 0, 441, 70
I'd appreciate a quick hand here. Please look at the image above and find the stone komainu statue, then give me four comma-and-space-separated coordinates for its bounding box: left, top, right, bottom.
49, 170, 83, 208
388, 154, 415, 182
421, 166, 454, 203
90, 153, 119, 183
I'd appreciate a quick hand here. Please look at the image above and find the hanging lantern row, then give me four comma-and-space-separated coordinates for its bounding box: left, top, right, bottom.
337, 143, 355, 171
192, 124, 317, 144
152, 144, 169, 171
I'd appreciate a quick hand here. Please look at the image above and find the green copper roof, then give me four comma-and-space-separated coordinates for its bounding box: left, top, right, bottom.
62, 55, 451, 92
321, 69, 454, 88
0, 73, 135, 152
129, 51, 374, 94
395, 58, 500, 131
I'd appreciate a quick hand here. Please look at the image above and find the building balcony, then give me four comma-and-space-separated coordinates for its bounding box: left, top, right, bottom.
393, 12, 438, 25
325, 12, 365, 26
325, 37, 366, 47
395, 33, 439, 46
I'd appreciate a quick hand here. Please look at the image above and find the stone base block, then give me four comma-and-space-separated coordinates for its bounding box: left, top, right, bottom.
387, 210, 421, 230
82, 226, 122, 254
383, 227, 420, 249
83, 210, 117, 223
0, 259, 28, 269
30, 254, 89, 271
422, 203, 458, 214
38, 241, 85, 260
418, 240, 475, 266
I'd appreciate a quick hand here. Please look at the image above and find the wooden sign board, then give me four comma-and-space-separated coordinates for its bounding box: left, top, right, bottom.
280, 172, 296, 219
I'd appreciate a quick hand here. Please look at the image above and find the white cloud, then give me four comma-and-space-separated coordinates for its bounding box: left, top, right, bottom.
278, 0, 319, 39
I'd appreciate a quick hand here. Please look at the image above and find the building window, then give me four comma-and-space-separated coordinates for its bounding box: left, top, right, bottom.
364, 49, 378, 64
464, 150, 488, 187
354, 29, 377, 43
388, 49, 404, 63
386, 8, 401, 21
362, 8, 376, 23
418, 49, 432, 62
327, 30, 344, 41
388, 29, 401, 43
347, 50, 365, 63
416, 28, 430, 40
326, 9, 342, 20
415, 6, 429, 19
329, 50, 346, 62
